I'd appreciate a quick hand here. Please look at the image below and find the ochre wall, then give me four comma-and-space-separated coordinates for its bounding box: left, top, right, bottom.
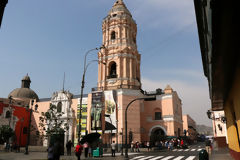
224, 68, 240, 159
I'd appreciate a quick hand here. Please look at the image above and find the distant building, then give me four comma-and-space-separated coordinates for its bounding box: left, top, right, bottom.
0, 98, 30, 147
182, 115, 197, 141
212, 111, 228, 148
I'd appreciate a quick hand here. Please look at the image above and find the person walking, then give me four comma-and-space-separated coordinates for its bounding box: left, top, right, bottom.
111, 141, 117, 157
205, 138, 212, 155
83, 142, 89, 158
66, 140, 72, 156
47, 143, 54, 160
88, 144, 92, 157
75, 141, 83, 160
147, 141, 150, 152
53, 141, 61, 160
135, 141, 140, 152
131, 141, 134, 152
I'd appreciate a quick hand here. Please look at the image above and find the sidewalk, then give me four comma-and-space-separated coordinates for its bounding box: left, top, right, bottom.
209, 141, 233, 160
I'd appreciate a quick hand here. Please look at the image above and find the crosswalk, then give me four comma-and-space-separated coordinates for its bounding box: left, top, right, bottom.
172, 148, 203, 152
130, 155, 196, 160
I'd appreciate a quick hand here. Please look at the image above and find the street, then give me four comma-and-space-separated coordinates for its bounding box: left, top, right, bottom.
0, 143, 205, 160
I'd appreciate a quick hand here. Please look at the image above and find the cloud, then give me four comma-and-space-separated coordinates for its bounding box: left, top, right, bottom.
128, 0, 196, 30
141, 77, 212, 126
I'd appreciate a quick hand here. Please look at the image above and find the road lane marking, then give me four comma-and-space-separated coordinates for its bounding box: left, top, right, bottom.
184, 149, 190, 151
173, 156, 185, 160
130, 156, 145, 159
138, 156, 154, 160
185, 156, 196, 160
149, 156, 163, 160
191, 149, 196, 151
173, 149, 177, 151
197, 148, 203, 151
161, 156, 174, 160
178, 149, 183, 151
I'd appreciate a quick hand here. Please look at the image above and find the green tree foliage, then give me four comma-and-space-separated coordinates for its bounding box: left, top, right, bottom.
0, 125, 15, 143
38, 103, 68, 141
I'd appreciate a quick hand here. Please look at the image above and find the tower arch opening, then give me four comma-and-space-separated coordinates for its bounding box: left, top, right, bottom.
111, 31, 116, 40
108, 61, 117, 79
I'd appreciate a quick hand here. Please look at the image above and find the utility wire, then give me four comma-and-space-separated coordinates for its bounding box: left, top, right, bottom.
141, 21, 195, 62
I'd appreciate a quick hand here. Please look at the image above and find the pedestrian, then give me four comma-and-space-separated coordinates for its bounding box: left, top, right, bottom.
135, 141, 140, 152
111, 140, 117, 157
88, 144, 92, 157
66, 140, 72, 156
75, 141, 83, 160
83, 142, 89, 158
147, 141, 150, 152
47, 143, 54, 160
205, 138, 212, 155
53, 141, 61, 160
180, 139, 184, 148
131, 141, 134, 152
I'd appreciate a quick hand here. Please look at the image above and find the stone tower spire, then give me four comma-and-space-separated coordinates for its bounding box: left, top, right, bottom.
98, 0, 141, 90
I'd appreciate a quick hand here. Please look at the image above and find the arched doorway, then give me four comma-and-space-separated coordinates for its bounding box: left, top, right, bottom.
149, 125, 167, 145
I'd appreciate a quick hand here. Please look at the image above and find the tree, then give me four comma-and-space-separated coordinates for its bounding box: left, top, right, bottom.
38, 103, 69, 145
0, 125, 15, 144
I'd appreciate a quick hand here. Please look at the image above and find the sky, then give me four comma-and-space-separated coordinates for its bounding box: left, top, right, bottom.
0, 0, 212, 126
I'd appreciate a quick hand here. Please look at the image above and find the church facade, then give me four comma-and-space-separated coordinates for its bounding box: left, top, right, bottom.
1, 0, 184, 147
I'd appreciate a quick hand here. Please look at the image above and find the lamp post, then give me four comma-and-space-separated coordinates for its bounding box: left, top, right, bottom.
121, 128, 123, 156
0, 0, 8, 28
124, 96, 156, 159
25, 100, 38, 155
78, 46, 105, 142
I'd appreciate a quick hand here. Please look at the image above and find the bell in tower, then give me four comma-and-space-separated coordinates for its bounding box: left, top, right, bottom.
98, 0, 141, 90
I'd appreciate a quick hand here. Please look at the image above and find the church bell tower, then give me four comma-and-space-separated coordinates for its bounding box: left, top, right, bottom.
98, 0, 141, 90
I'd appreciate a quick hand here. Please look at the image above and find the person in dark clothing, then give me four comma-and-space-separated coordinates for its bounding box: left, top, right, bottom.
53, 141, 61, 160
66, 140, 72, 156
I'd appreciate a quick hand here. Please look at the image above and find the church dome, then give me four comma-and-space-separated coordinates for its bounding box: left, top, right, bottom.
8, 74, 39, 101
8, 88, 39, 101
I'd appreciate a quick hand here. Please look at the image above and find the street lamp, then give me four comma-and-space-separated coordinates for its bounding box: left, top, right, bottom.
25, 100, 38, 155
124, 96, 156, 159
78, 45, 105, 142
0, 0, 8, 28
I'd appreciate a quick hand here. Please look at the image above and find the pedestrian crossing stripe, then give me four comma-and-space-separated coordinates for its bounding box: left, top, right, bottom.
185, 156, 196, 160
173, 156, 184, 160
172, 148, 204, 152
138, 156, 154, 160
130, 156, 196, 160
161, 156, 174, 160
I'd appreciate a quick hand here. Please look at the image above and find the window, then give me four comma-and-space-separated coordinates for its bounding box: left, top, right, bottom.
111, 31, 116, 40
57, 102, 62, 113
155, 112, 162, 120
5, 111, 11, 118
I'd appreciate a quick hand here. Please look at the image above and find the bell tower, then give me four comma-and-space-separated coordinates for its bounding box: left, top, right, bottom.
98, 0, 141, 90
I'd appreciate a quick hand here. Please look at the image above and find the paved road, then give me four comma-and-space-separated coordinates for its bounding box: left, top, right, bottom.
0, 144, 205, 160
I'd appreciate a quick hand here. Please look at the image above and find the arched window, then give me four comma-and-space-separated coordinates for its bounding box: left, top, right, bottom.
155, 112, 162, 120
57, 102, 62, 113
5, 110, 11, 118
108, 62, 117, 79
111, 31, 116, 40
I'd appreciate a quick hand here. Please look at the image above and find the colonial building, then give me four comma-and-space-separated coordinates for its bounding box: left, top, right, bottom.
182, 115, 197, 141
1, 0, 185, 148
194, 0, 239, 159
212, 111, 228, 148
